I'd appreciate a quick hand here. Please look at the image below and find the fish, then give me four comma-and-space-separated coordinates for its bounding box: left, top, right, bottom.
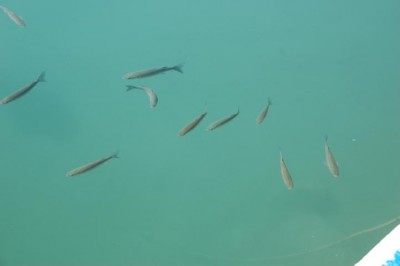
325, 136, 339, 177
0, 5, 26, 27
179, 110, 208, 136
280, 151, 294, 190
256, 98, 272, 125
126, 85, 158, 108
66, 151, 119, 177
122, 64, 183, 80
206, 107, 240, 131
0, 72, 46, 105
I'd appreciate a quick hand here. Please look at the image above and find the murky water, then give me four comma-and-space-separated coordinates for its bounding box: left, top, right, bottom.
0, 1, 399, 265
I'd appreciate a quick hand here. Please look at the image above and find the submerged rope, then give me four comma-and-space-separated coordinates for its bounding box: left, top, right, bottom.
138, 216, 400, 263
264, 216, 400, 260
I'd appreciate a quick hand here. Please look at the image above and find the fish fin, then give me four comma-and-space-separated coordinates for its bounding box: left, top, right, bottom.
37, 71, 46, 82
174, 63, 184, 73
267, 98, 272, 106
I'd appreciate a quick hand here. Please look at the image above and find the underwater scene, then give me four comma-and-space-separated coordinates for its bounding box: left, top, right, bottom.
0, 0, 399, 265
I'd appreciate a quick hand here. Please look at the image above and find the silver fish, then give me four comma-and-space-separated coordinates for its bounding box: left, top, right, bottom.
206, 107, 240, 131
126, 85, 158, 108
256, 98, 272, 125
0, 72, 46, 105
179, 110, 207, 136
66, 151, 119, 177
280, 151, 294, 190
0, 5, 26, 27
122, 64, 183, 80
325, 136, 339, 177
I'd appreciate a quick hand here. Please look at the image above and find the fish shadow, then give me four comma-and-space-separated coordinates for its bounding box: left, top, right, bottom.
267, 186, 340, 217
2, 97, 80, 141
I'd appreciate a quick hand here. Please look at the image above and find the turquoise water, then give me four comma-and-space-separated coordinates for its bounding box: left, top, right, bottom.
0, 1, 399, 265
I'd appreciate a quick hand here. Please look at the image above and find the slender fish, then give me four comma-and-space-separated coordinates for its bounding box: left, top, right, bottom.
0, 72, 46, 105
66, 151, 119, 177
123, 64, 183, 80
126, 85, 158, 108
280, 151, 294, 190
0, 5, 26, 27
206, 107, 240, 131
325, 136, 339, 177
256, 98, 272, 125
179, 110, 208, 136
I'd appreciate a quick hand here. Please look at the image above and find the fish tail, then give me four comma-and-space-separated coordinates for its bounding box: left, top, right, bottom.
111, 151, 119, 159
325, 134, 329, 143
174, 63, 184, 74
237, 106, 240, 114
268, 98, 272, 105
126, 85, 141, 91
37, 71, 46, 83
126, 85, 135, 91
278, 147, 284, 158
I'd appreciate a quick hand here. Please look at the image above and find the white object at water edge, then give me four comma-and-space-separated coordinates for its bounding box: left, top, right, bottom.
355, 224, 400, 266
